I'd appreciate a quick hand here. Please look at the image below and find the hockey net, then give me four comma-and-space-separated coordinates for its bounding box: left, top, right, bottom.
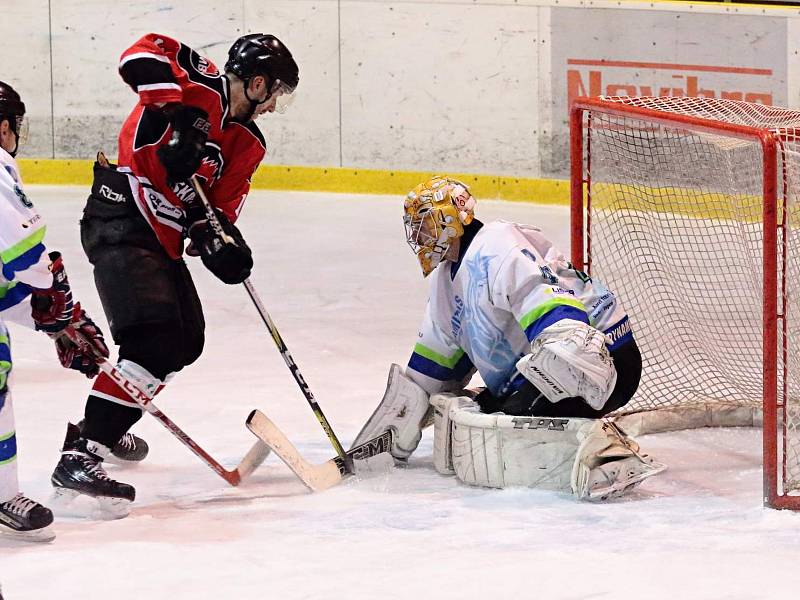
570, 96, 800, 508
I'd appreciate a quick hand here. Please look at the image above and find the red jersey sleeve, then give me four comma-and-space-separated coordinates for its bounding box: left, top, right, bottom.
119, 33, 184, 107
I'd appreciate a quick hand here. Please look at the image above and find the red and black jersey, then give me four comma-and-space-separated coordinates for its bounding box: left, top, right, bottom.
116, 33, 266, 259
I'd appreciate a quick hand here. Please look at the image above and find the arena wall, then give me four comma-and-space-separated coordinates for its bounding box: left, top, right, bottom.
4, 0, 800, 199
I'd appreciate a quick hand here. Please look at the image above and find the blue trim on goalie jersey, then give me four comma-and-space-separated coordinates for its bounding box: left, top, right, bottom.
1, 242, 46, 283
0, 282, 32, 312
408, 350, 474, 382
524, 305, 589, 342
0, 432, 16, 464
604, 316, 634, 351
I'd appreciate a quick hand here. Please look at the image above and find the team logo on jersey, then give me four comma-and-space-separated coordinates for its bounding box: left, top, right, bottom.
14, 184, 33, 209
190, 51, 219, 77
451, 295, 465, 338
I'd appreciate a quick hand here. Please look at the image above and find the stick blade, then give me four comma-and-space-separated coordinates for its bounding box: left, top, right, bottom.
246, 410, 342, 492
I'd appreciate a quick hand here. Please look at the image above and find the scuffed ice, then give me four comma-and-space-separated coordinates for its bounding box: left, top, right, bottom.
2, 188, 799, 600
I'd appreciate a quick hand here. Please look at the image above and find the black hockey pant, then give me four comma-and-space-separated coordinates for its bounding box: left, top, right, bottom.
476, 340, 642, 419
79, 160, 205, 447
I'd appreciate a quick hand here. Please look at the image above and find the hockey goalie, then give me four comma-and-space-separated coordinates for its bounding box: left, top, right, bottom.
353, 176, 665, 500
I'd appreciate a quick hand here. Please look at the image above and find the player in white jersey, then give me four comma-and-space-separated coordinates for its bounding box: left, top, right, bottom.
354, 176, 664, 500
0, 81, 109, 541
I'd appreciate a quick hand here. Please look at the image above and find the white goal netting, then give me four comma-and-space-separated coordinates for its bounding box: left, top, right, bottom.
577, 96, 800, 498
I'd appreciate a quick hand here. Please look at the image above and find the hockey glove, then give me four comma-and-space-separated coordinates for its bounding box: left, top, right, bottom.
156, 105, 211, 184
53, 304, 109, 378
188, 210, 253, 284
30, 251, 73, 334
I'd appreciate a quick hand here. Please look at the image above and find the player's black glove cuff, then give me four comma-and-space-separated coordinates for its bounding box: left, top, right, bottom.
156, 105, 211, 184
188, 210, 253, 284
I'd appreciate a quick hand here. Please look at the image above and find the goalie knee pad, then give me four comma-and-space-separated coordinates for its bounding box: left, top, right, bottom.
352, 364, 430, 461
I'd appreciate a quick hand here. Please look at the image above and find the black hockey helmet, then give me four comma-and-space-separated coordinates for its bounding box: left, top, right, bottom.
0, 80, 26, 156
225, 34, 299, 93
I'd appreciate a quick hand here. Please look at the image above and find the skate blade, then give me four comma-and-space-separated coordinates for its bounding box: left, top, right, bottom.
50, 487, 132, 519
0, 524, 56, 543
50, 487, 80, 507
95, 496, 132, 519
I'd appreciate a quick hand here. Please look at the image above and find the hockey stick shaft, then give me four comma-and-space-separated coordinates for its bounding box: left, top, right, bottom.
61, 328, 269, 486
188, 176, 351, 469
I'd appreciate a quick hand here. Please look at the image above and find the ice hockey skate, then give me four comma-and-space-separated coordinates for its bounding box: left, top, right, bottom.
77, 419, 149, 463
51, 424, 135, 518
0, 493, 55, 542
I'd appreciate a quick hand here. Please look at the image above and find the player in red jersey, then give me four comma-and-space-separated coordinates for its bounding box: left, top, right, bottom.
50, 33, 299, 513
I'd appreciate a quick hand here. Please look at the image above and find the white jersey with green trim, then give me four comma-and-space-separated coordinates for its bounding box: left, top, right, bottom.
0, 148, 52, 318
406, 220, 632, 398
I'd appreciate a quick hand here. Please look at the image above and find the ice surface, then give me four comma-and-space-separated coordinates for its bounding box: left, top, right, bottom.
2, 187, 799, 600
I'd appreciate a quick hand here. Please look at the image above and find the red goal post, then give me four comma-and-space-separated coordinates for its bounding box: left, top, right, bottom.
569, 95, 799, 509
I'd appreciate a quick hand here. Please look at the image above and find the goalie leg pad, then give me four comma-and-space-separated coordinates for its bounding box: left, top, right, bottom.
444, 402, 665, 499
448, 401, 595, 491
351, 364, 430, 460
431, 393, 475, 475
571, 421, 667, 501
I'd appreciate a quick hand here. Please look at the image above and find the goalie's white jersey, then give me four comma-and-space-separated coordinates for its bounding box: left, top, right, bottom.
407, 220, 632, 398
0, 148, 52, 315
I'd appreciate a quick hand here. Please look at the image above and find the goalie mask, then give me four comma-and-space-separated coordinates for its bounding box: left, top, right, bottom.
404, 176, 476, 277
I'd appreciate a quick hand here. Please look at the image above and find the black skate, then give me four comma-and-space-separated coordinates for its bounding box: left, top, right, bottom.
0, 492, 55, 542
78, 419, 149, 463
51, 425, 135, 518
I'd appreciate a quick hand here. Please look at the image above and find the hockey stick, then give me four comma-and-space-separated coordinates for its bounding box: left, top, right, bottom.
60, 327, 270, 486
246, 409, 393, 492
188, 176, 353, 472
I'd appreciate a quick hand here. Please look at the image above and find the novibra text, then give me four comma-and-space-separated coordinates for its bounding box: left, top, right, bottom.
568, 70, 773, 106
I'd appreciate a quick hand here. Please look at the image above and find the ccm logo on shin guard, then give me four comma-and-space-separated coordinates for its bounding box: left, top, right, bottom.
511, 417, 569, 431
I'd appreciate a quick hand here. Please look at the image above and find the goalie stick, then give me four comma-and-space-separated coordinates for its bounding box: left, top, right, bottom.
188, 175, 354, 473
246, 409, 394, 492
61, 327, 270, 486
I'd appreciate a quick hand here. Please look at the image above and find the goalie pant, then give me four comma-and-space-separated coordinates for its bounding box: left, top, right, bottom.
0, 146, 59, 505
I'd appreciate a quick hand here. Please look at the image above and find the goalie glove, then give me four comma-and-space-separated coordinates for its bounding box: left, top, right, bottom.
515, 319, 617, 411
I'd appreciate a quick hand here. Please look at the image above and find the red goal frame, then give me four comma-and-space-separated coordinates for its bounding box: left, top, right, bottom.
569, 96, 797, 510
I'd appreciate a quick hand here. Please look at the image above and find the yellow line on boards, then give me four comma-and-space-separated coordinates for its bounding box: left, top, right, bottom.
16, 159, 571, 205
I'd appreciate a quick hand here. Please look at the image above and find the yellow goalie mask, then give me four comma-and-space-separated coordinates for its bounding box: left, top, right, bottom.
404, 176, 476, 277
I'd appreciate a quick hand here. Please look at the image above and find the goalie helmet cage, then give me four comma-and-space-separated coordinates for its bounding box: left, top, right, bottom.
569, 95, 800, 510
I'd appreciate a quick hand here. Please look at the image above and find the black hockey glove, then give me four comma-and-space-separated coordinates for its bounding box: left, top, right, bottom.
156, 105, 211, 184
188, 210, 253, 284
